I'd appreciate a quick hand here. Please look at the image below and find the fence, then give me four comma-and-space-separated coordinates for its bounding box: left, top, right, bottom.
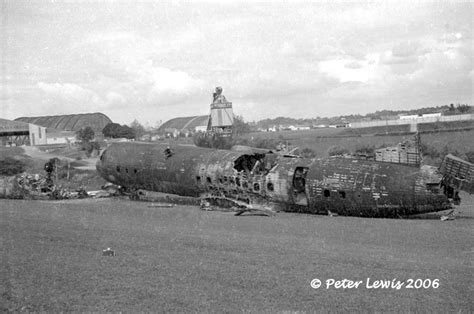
349, 114, 474, 129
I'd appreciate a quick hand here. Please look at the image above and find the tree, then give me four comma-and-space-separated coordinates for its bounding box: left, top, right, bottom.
130, 119, 146, 140
76, 127, 95, 143
102, 123, 122, 138
457, 103, 471, 113
118, 125, 136, 139
233, 115, 251, 135
102, 123, 135, 139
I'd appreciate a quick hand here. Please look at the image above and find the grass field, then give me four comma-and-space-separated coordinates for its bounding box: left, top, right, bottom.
240, 129, 474, 161
2, 195, 473, 312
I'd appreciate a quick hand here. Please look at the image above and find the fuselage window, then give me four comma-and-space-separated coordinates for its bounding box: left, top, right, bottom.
125, 168, 129, 173
242, 182, 248, 189
206, 177, 212, 184
339, 191, 346, 198
236, 177, 241, 187
324, 189, 330, 197
116, 166, 121, 173
253, 183, 260, 191
267, 182, 274, 191
134, 169, 138, 174
196, 176, 201, 183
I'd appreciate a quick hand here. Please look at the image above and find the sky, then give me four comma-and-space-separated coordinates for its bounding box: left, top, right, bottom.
1, 1, 472, 126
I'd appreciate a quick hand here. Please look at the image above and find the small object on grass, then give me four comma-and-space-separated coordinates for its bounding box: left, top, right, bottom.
102, 247, 115, 256
440, 215, 455, 221
148, 203, 175, 208
440, 210, 455, 221
200, 199, 211, 210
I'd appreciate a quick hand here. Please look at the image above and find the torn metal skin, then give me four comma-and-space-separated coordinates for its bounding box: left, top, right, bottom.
96, 142, 470, 218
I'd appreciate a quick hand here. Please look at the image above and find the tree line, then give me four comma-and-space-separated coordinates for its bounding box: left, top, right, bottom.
255, 103, 471, 129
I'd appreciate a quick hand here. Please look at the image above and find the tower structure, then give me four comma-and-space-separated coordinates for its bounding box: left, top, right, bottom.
207, 87, 234, 138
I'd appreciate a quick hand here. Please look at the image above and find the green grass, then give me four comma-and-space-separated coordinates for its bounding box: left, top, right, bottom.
239, 129, 474, 162
2, 197, 473, 311
0, 147, 28, 159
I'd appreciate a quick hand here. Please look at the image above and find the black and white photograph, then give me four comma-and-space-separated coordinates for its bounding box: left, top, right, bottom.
1, 0, 473, 311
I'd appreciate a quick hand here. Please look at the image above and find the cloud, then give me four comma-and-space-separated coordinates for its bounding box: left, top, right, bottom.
105, 91, 126, 106
380, 51, 419, 65
392, 41, 420, 58
37, 82, 104, 106
344, 61, 363, 69
318, 57, 381, 83
3, 2, 472, 123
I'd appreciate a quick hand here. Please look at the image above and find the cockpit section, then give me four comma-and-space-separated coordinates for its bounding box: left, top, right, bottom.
233, 153, 277, 175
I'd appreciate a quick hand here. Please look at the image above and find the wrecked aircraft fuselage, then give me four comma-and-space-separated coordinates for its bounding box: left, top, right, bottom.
96, 142, 456, 218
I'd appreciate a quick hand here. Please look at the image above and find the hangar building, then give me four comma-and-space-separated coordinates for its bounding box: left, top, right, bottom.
0, 118, 47, 146
15, 112, 113, 135
159, 115, 209, 136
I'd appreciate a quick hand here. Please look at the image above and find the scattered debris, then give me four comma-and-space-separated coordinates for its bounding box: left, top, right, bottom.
440, 210, 456, 221
148, 203, 175, 208
102, 248, 115, 256
200, 199, 212, 210
164, 147, 174, 159
100, 183, 123, 197
1, 172, 110, 200
133, 189, 200, 205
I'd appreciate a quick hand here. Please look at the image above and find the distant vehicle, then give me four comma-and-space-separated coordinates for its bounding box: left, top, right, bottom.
96, 142, 473, 218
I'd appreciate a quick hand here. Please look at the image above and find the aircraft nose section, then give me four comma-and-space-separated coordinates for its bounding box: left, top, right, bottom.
96, 149, 107, 174
95, 159, 103, 173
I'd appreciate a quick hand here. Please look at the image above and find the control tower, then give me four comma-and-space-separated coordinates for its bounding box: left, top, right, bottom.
207, 87, 234, 138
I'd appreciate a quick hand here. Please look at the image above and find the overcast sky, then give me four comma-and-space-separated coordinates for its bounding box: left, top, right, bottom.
1, 1, 472, 126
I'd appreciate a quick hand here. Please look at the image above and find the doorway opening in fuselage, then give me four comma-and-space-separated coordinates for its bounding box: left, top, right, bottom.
293, 167, 308, 206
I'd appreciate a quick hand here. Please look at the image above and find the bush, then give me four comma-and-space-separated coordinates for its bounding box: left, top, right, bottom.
0, 157, 26, 175
299, 147, 317, 158
193, 133, 233, 149
80, 141, 101, 157
420, 143, 440, 159
252, 138, 280, 150
327, 146, 349, 156
465, 151, 474, 163
354, 144, 375, 155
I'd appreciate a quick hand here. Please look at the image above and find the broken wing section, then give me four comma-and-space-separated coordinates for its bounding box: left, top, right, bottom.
439, 154, 474, 194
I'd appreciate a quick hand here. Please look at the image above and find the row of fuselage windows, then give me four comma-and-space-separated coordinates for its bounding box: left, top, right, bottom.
113, 165, 353, 199
323, 190, 364, 199
195, 175, 352, 199
115, 166, 138, 174
195, 175, 274, 192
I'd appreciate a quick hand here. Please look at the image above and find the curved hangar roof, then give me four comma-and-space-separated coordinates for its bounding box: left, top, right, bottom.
15, 112, 112, 134
159, 115, 209, 132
